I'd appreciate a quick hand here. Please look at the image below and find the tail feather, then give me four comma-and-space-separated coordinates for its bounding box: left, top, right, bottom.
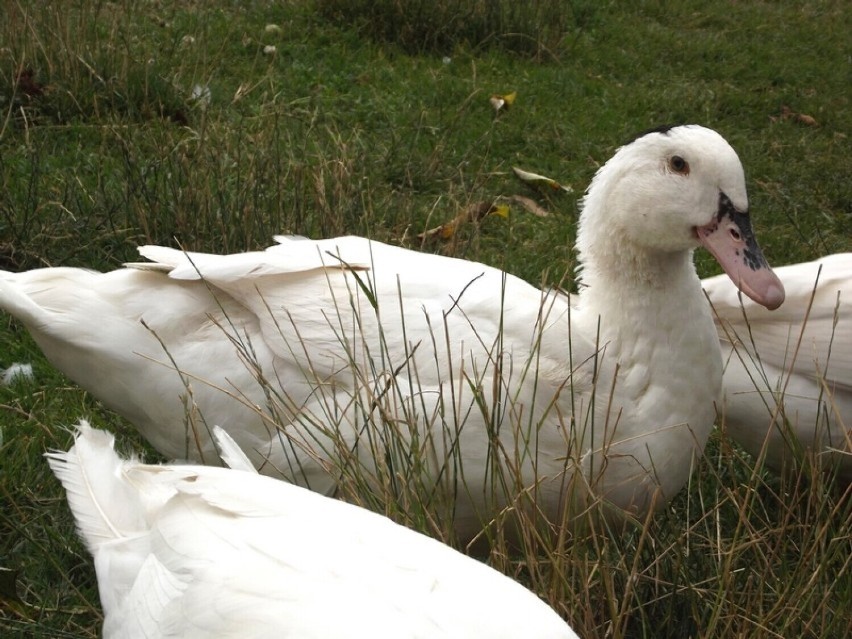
0, 277, 49, 328
45, 421, 146, 552
212, 426, 257, 474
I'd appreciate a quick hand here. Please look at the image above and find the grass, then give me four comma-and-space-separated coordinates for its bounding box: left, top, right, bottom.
0, 0, 850, 636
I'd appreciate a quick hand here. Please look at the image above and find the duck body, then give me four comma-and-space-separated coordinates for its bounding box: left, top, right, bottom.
135, 233, 718, 526
47, 422, 579, 638
2, 126, 784, 535
704, 253, 852, 480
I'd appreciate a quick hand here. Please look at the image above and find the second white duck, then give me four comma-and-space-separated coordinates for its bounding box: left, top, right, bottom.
704, 253, 851, 481
1, 125, 784, 537
48, 422, 580, 638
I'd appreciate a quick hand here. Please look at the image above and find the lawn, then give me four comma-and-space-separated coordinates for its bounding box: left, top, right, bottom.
1, 1, 850, 637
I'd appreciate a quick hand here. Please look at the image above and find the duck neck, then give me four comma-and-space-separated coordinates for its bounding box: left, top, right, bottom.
577, 238, 704, 320
572, 155, 706, 319
568, 237, 722, 412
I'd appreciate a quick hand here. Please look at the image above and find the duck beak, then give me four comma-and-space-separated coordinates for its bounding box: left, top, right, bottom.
696, 194, 785, 310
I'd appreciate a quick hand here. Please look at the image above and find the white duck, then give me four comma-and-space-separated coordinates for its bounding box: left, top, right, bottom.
704, 253, 851, 480
1, 125, 784, 537
47, 421, 580, 638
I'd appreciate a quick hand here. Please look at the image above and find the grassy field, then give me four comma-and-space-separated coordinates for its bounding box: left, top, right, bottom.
1, 1, 850, 637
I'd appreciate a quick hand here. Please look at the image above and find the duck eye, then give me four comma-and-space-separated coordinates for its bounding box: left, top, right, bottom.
669, 155, 689, 174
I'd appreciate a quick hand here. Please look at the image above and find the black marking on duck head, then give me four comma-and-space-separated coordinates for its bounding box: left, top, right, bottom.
626, 123, 684, 145
717, 193, 769, 271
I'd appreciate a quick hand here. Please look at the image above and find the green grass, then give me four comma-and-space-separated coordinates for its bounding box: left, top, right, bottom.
1, 0, 850, 636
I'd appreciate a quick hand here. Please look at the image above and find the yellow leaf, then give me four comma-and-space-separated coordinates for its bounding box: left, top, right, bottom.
490, 203, 510, 218
418, 201, 505, 242
489, 91, 517, 112
512, 167, 573, 193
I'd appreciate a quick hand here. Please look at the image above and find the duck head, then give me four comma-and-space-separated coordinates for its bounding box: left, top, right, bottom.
578, 124, 785, 310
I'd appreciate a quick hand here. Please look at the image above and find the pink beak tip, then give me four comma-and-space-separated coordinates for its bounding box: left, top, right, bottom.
762, 279, 785, 310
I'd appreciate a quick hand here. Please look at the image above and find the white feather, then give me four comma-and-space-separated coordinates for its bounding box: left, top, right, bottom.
1, 362, 33, 385
212, 425, 256, 473
45, 421, 146, 550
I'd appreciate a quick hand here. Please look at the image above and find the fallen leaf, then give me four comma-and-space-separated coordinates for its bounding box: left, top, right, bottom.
796, 113, 818, 126
512, 167, 573, 193
0, 567, 23, 605
489, 91, 517, 113
490, 203, 510, 218
0, 565, 97, 618
505, 195, 550, 218
0, 568, 32, 620
775, 105, 818, 127
417, 192, 556, 242
14, 68, 44, 99
418, 201, 503, 241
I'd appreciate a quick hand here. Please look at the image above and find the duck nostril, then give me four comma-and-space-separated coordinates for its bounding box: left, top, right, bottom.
730, 229, 742, 242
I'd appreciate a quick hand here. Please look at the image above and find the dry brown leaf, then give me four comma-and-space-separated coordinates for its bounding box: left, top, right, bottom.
0, 566, 33, 619
418, 193, 554, 242
0, 567, 23, 605
505, 195, 550, 218
796, 113, 818, 126
775, 105, 819, 127
418, 201, 500, 241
